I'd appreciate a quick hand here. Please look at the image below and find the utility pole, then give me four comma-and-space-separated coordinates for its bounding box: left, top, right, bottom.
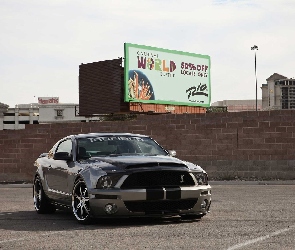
251, 45, 258, 111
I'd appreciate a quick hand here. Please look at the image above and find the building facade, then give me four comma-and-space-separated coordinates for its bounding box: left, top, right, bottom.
2, 104, 39, 130
0, 102, 100, 130
212, 73, 295, 112
261, 73, 295, 110
211, 99, 262, 112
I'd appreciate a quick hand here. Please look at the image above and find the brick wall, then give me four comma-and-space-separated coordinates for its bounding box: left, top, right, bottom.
1, 110, 295, 182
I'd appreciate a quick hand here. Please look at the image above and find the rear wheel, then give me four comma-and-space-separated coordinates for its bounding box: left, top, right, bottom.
33, 176, 56, 214
72, 179, 91, 224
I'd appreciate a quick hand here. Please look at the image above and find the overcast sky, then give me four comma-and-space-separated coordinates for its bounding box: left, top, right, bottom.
1, 0, 295, 107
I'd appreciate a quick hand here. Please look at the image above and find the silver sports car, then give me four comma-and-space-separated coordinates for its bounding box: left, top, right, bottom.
33, 133, 211, 224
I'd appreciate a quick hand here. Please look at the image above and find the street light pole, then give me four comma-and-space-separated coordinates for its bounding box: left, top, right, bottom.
251, 45, 258, 111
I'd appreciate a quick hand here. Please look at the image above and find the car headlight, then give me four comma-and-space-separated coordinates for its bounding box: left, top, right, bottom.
96, 174, 123, 189
193, 172, 208, 185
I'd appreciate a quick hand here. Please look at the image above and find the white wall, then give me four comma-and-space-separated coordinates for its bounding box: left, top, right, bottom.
38, 104, 82, 123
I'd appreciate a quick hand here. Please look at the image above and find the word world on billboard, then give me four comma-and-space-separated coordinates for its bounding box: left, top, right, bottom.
137, 55, 176, 73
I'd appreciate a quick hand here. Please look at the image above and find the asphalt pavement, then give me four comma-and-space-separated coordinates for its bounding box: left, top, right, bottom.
0, 183, 295, 249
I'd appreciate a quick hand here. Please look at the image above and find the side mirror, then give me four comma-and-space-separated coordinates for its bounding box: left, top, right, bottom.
54, 152, 72, 161
168, 150, 176, 157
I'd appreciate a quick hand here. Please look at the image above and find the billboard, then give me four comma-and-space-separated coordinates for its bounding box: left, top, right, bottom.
124, 43, 211, 107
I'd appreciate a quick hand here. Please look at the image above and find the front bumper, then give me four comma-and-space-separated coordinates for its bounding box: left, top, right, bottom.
87, 185, 212, 218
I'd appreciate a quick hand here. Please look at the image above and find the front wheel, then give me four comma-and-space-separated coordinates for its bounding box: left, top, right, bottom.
33, 176, 56, 214
72, 179, 91, 224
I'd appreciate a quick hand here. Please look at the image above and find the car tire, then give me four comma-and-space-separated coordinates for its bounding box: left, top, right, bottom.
72, 179, 91, 224
33, 175, 56, 214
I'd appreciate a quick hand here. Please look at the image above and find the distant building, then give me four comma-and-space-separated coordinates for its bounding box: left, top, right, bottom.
212, 72, 295, 112
2, 104, 39, 130
0, 97, 100, 130
261, 73, 295, 110
211, 99, 262, 112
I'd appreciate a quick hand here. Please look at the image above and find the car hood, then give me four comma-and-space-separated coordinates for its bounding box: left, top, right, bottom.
80, 155, 204, 172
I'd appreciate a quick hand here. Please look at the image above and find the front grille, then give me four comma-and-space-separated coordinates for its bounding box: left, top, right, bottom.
125, 162, 188, 169
124, 199, 198, 213
120, 171, 195, 189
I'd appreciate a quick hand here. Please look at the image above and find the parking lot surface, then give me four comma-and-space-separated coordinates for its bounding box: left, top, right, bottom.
0, 183, 295, 250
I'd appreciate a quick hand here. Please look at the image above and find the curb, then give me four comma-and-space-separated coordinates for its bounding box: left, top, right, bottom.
0, 183, 32, 188
210, 180, 295, 185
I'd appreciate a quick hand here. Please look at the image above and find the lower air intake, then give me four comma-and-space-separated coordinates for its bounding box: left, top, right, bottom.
124, 199, 198, 213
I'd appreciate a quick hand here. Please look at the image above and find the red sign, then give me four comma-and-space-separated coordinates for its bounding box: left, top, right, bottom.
38, 97, 59, 105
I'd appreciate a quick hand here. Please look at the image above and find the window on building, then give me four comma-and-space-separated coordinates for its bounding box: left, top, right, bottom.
281, 87, 289, 109
19, 121, 30, 124
56, 109, 63, 117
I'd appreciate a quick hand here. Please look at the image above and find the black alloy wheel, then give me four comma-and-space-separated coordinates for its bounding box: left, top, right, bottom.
72, 179, 91, 224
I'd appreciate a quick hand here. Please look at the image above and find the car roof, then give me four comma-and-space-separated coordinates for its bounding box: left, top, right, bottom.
68, 133, 149, 139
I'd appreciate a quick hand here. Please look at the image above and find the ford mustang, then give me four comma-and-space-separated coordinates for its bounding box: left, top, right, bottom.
33, 133, 211, 224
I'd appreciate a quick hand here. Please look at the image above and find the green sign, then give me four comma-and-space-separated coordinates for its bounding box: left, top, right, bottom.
124, 43, 211, 107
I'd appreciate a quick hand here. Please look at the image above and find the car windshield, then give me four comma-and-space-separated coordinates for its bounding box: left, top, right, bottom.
76, 135, 168, 157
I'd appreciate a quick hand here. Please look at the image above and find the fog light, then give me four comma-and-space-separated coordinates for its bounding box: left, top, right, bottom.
201, 200, 208, 209
104, 203, 118, 214
99, 176, 113, 189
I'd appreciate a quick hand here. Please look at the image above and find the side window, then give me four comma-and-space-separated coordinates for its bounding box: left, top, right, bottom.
56, 139, 72, 155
